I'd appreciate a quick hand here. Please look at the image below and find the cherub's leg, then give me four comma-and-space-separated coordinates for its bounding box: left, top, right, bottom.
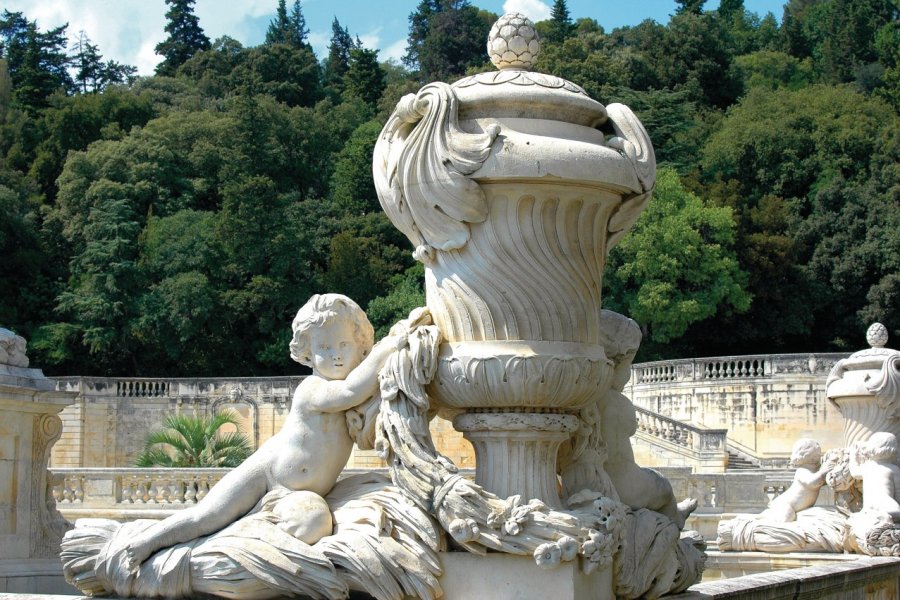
125, 453, 268, 570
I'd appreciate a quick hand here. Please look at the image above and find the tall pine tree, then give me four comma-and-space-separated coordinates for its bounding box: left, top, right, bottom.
155, 0, 210, 76
267, 0, 309, 48
547, 0, 574, 43
324, 17, 356, 90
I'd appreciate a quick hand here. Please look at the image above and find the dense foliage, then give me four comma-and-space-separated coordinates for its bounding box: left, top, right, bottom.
1, 0, 896, 373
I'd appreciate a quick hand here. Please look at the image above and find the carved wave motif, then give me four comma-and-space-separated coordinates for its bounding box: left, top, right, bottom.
427, 191, 613, 343
373, 82, 500, 261
453, 70, 588, 95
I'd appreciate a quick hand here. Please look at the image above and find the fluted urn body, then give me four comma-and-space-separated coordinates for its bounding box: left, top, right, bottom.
373, 14, 656, 506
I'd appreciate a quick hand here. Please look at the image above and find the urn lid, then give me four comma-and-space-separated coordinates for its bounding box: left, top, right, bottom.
451, 13, 608, 128
826, 323, 900, 400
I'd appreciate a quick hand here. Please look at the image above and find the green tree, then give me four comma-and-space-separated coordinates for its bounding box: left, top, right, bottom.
155, 0, 211, 76
701, 84, 899, 348
546, 0, 574, 44
323, 18, 356, 93
344, 47, 386, 108
0, 11, 72, 110
265, 0, 309, 48
675, 0, 706, 16
404, 0, 494, 80
604, 168, 750, 353
134, 410, 252, 468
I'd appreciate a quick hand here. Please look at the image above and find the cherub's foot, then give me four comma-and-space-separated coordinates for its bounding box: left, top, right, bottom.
675, 497, 699, 529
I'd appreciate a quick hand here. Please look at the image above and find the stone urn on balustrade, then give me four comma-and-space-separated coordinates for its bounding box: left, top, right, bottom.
373, 14, 655, 508
826, 323, 900, 447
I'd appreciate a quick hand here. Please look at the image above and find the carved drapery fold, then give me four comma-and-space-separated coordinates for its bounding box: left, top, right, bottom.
373, 82, 500, 262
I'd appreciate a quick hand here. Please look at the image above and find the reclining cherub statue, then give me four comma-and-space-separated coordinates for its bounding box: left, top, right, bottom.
123, 294, 406, 569
63, 295, 443, 600
717, 438, 846, 553
845, 431, 900, 556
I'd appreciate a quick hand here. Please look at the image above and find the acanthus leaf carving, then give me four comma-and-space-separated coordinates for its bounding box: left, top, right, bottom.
374, 82, 500, 262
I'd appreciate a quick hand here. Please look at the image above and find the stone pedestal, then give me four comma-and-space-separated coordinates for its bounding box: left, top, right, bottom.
439, 552, 612, 600
453, 412, 577, 508
0, 364, 78, 594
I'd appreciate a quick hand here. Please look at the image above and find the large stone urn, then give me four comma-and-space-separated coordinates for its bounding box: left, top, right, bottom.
374, 14, 655, 507
826, 323, 900, 447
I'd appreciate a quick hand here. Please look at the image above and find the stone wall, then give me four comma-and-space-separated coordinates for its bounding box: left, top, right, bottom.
51, 376, 473, 470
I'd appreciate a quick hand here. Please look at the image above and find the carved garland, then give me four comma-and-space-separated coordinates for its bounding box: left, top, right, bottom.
374, 311, 705, 598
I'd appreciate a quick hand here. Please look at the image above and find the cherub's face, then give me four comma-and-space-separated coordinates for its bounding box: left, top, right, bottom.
310, 319, 366, 381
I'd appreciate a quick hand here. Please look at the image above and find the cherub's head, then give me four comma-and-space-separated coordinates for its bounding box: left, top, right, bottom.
289, 294, 374, 380
789, 438, 822, 468
867, 432, 898, 463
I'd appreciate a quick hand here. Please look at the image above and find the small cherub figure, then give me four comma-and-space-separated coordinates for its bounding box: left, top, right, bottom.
760, 438, 832, 522
125, 294, 404, 570
562, 310, 696, 529
850, 432, 900, 522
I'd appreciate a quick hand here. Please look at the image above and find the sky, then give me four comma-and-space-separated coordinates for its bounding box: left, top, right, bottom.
4, 0, 789, 76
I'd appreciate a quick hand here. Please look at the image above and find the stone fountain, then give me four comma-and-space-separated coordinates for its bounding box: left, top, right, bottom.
58, 13, 705, 600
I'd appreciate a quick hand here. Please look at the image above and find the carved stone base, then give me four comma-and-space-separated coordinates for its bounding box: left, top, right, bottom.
453, 412, 578, 508
440, 552, 612, 600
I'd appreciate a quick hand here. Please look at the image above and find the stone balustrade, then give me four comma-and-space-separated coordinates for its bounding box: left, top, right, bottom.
634, 406, 729, 472
630, 353, 845, 385
635, 406, 727, 452
50, 466, 804, 524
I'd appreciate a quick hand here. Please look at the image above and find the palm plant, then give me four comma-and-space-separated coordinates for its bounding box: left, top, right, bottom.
134, 410, 253, 468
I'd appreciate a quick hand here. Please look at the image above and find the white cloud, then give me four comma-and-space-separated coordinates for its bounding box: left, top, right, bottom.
380, 37, 407, 63
501, 0, 552, 22
357, 27, 382, 51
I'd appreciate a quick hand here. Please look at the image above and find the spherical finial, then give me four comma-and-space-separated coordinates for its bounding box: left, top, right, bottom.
866, 322, 889, 348
487, 13, 540, 70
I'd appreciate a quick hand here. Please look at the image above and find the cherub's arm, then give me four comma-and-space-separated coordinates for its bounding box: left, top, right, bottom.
307, 334, 404, 413
795, 464, 829, 488
848, 442, 867, 479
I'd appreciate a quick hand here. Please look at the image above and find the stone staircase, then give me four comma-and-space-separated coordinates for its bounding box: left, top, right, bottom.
725, 449, 760, 471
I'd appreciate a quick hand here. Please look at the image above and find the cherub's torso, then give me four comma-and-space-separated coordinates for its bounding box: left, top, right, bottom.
264, 380, 353, 496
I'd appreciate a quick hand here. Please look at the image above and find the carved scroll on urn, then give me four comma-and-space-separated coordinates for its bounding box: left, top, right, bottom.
605, 103, 656, 252
373, 82, 500, 262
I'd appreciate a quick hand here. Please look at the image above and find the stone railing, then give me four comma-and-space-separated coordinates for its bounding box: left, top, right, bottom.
51, 466, 805, 524
52, 468, 230, 510
630, 352, 846, 386
635, 406, 727, 453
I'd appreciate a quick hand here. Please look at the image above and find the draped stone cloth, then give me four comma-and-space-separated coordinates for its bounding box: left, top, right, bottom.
61, 473, 444, 600
716, 507, 846, 553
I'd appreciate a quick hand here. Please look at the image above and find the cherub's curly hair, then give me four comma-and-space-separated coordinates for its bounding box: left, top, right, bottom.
867, 432, 898, 462
289, 294, 374, 367
790, 438, 822, 467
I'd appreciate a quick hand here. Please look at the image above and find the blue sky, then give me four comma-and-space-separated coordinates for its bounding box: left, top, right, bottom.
6, 0, 788, 75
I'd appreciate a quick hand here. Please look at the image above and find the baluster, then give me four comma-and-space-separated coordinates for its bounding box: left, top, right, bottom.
147, 476, 160, 503
51, 481, 63, 504
172, 476, 185, 504
74, 476, 84, 503
137, 477, 150, 503
710, 485, 717, 508
119, 476, 132, 503
765, 485, 776, 503
184, 477, 198, 504
62, 477, 75, 502
196, 476, 210, 502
